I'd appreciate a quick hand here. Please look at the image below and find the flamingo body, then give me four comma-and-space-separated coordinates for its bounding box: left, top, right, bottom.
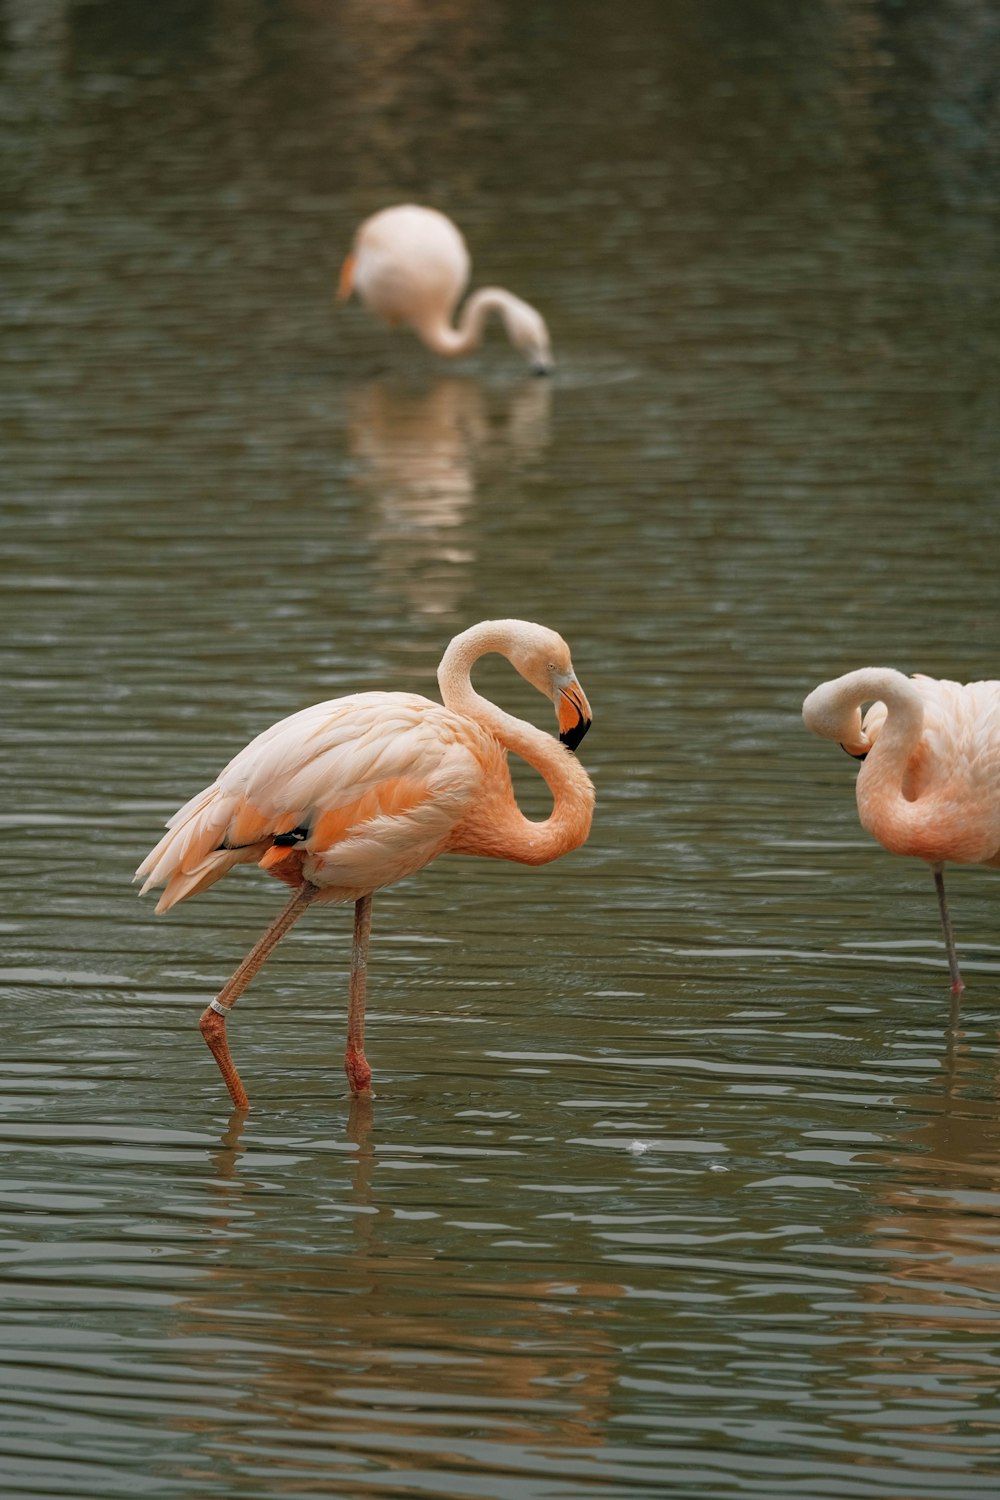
137, 621, 594, 1105
139, 693, 494, 912
346, 205, 470, 335
803, 667, 1000, 990
853, 676, 1000, 867
339, 205, 553, 373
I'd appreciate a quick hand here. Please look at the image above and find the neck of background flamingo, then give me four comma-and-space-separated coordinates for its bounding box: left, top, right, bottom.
418, 288, 514, 358
848, 669, 924, 758
806, 667, 922, 752
852, 671, 928, 851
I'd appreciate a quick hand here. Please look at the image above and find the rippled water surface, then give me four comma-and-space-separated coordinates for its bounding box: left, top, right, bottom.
3, 2, 1000, 1496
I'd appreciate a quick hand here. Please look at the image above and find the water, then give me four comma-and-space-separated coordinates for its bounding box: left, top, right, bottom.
2, 1, 1000, 1496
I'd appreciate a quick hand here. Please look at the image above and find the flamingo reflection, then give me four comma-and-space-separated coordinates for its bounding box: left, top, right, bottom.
348, 376, 551, 617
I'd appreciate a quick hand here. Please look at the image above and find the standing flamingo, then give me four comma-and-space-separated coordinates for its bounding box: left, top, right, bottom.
136, 620, 594, 1108
338, 205, 554, 373
802, 668, 1000, 992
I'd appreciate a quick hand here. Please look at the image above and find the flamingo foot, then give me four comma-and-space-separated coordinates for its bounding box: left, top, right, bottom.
345, 1045, 372, 1097
199, 1004, 250, 1111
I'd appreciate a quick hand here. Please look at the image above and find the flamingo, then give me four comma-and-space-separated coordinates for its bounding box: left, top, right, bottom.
802, 668, 1000, 993
136, 620, 594, 1108
337, 204, 554, 374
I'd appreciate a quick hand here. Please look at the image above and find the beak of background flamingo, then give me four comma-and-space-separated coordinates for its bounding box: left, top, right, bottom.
839, 741, 868, 761
337, 253, 356, 302
557, 678, 592, 751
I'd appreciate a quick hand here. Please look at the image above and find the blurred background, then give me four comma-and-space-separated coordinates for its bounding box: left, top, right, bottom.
1, 1, 999, 1496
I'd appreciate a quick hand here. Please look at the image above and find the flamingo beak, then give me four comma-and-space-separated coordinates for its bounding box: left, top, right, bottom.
556, 675, 592, 751
337, 253, 356, 303
839, 728, 871, 761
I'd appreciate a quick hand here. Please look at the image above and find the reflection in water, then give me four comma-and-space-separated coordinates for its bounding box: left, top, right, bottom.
3, 0, 1000, 1495
798, 994, 1000, 1466
861, 996, 1000, 1328
348, 377, 551, 616
316, 0, 501, 198
182, 1097, 623, 1493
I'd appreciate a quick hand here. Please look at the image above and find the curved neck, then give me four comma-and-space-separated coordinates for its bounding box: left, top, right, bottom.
438, 622, 594, 863
815, 668, 929, 848
419, 288, 520, 357
805, 668, 922, 752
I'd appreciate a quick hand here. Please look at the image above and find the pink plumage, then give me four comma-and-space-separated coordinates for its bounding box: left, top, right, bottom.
338, 204, 554, 373
137, 620, 594, 1107
803, 667, 1000, 992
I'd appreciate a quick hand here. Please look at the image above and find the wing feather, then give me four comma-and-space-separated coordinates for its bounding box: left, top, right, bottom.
136, 693, 486, 910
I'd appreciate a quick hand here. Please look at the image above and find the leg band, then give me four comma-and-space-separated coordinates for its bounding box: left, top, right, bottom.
209, 998, 232, 1017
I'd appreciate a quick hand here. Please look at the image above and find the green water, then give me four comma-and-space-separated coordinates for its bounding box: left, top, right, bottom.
2, 1, 999, 1496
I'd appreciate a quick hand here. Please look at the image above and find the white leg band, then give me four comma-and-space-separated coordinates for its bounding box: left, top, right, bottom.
209, 998, 232, 1017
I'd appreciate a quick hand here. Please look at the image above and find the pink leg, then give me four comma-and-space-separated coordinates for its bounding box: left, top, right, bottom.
933, 865, 964, 995
345, 894, 374, 1095
198, 883, 317, 1109
200, 1007, 250, 1112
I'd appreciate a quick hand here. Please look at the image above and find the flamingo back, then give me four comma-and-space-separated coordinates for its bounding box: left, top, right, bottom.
353, 205, 470, 331
136, 693, 490, 911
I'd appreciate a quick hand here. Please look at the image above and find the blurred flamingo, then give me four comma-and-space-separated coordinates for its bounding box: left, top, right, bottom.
338, 204, 554, 373
802, 667, 1000, 992
136, 620, 594, 1108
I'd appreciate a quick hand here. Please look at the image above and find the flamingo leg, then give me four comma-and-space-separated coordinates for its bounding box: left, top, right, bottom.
344, 894, 374, 1096
932, 864, 964, 995
199, 883, 317, 1110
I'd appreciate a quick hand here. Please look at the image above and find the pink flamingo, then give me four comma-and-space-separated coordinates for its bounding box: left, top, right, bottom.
338, 204, 554, 373
136, 620, 594, 1108
802, 667, 1000, 992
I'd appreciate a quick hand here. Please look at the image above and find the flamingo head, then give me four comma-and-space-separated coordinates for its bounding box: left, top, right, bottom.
506, 625, 591, 749
802, 678, 873, 760
502, 296, 554, 375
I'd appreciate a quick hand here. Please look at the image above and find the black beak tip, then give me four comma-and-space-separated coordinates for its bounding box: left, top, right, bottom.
839, 743, 868, 762
560, 717, 592, 752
